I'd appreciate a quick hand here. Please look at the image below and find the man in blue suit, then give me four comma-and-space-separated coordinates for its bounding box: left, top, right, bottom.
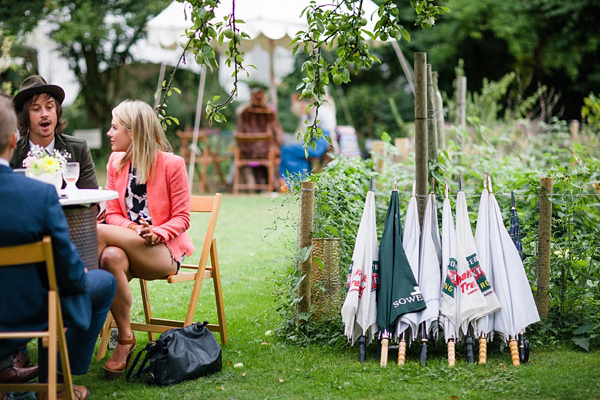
0, 95, 115, 399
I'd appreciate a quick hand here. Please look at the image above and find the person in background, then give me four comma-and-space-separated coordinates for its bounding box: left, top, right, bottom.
97, 100, 194, 380
0, 95, 116, 400
234, 84, 284, 187
10, 75, 98, 189
279, 87, 339, 181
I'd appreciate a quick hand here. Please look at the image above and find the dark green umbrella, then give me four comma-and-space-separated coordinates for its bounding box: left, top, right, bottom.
377, 189, 426, 337
509, 192, 523, 260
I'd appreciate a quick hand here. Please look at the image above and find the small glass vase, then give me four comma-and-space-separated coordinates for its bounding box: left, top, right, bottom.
28, 170, 63, 193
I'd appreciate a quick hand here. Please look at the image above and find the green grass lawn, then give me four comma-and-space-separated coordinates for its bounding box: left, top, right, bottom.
64, 194, 600, 398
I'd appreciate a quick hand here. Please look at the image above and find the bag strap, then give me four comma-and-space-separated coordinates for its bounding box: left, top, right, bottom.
126, 342, 156, 380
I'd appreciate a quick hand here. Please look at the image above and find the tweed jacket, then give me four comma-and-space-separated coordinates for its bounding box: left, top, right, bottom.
0, 164, 91, 359
10, 132, 99, 189
105, 151, 194, 261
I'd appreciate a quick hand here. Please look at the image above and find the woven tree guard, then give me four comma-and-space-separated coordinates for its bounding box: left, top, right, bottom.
63, 206, 98, 270
311, 238, 341, 323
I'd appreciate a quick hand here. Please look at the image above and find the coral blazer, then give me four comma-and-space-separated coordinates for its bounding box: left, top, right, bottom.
105, 151, 194, 261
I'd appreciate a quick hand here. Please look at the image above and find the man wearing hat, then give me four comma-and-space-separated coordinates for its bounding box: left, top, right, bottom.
9, 75, 98, 189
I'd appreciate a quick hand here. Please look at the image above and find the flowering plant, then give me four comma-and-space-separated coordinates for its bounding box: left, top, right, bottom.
23, 145, 70, 176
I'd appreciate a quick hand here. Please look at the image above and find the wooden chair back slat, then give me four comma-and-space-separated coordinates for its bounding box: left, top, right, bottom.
0, 236, 74, 399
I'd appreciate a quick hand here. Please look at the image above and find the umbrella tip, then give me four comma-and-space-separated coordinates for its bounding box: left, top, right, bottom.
445, 183, 449, 198
488, 175, 493, 193
458, 176, 463, 191
511, 191, 515, 208
393, 177, 398, 191
370, 177, 374, 191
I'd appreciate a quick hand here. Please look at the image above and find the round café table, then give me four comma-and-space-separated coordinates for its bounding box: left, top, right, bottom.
59, 189, 118, 270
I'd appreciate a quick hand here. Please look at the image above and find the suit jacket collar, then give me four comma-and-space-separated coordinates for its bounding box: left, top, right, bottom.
15, 132, 68, 160
0, 163, 11, 173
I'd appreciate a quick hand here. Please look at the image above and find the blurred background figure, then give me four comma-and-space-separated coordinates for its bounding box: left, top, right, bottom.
280, 87, 339, 181
233, 83, 284, 189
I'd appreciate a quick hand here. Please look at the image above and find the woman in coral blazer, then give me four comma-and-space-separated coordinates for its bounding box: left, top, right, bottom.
97, 100, 194, 379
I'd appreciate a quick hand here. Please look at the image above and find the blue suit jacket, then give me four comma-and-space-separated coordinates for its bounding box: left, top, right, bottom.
0, 164, 91, 359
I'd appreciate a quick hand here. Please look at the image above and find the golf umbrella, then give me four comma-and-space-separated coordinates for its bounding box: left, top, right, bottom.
395, 182, 421, 342
341, 186, 379, 346
474, 175, 495, 363
416, 191, 442, 336
415, 191, 442, 366
440, 188, 500, 340
440, 184, 458, 365
377, 185, 426, 365
486, 177, 540, 364
509, 191, 523, 259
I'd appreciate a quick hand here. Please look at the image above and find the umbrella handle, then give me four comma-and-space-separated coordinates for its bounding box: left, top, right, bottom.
465, 334, 475, 364
510, 338, 520, 366
358, 335, 366, 363
397, 338, 406, 366
447, 339, 456, 366
419, 339, 428, 367
518, 331, 530, 363
479, 336, 487, 364
380, 337, 389, 367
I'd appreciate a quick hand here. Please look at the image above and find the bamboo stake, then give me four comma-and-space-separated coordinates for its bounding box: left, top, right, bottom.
414, 52, 428, 226
426, 64, 438, 163
456, 76, 467, 131
432, 71, 445, 151
297, 181, 315, 319
394, 137, 409, 162
536, 177, 553, 320
372, 140, 386, 174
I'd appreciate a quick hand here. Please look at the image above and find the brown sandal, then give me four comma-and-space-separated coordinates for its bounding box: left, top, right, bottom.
103, 337, 136, 380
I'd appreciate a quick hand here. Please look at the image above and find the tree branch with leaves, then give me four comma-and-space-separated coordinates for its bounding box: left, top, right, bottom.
158, 0, 448, 146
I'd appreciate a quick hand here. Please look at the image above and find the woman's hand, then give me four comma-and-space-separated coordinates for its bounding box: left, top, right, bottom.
137, 218, 161, 246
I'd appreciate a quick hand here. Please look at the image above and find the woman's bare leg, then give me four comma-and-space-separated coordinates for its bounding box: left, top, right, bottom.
98, 224, 178, 367
100, 246, 134, 367
97, 224, 177, 279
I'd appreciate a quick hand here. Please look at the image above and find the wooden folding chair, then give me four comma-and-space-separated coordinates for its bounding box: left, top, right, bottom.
232, 132, 279, 195
177, 129, 230, 194
97, 194, 227, 360
0, 236, 75, 400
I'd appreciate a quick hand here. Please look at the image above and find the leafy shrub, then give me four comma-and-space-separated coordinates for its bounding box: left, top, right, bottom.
581, 92, 600, 132
274, 118, 600, 350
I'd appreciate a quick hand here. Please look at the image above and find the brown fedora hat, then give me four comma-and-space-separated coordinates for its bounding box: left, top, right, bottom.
13, 75, 65, 112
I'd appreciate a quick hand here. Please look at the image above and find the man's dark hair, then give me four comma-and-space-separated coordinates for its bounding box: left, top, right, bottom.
17, 93, 67, 136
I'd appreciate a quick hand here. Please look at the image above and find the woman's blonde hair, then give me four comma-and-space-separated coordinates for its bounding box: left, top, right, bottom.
112, 100, 172, 184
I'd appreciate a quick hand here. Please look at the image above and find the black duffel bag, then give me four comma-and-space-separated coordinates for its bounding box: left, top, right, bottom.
127, 321, 222, 385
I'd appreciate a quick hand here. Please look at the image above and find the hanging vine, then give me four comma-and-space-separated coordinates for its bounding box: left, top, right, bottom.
157, 0, 448, 145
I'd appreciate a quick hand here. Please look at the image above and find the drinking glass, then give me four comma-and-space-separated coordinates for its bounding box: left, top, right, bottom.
63, 162, 80, 190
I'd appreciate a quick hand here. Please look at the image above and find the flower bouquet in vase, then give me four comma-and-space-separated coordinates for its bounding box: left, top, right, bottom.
23, 145, 70, 193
